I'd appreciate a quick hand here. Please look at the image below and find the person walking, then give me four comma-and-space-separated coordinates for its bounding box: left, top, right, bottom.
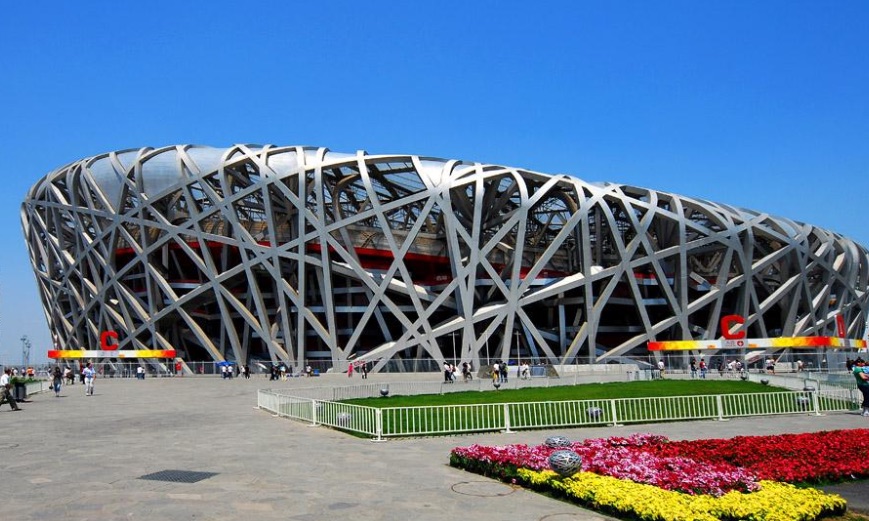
853, 358, 869, 416
52, 366, 63, 397
0, 368, 22, 411
83, 363, 96, 396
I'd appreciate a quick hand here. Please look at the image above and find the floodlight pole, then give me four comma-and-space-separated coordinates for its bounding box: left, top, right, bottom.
20, 335, 31, 368
451, 331, 458, 364
514, 329, 520, 365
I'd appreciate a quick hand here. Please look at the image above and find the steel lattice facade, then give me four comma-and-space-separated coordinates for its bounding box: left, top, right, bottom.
21, 145, 869, 371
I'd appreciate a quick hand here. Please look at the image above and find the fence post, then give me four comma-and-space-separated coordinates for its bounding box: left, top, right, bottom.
311, 399, 319, 426
716, 395, 727, 421
503, 403, 513, 433
609, 399, 621, 427
810, 389, 822, 416
373, 408, 384, 442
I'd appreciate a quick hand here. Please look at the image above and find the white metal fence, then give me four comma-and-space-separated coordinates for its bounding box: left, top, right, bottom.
258, 386, 858, 440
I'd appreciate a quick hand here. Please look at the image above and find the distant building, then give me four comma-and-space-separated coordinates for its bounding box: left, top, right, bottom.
22, 145, 869, 371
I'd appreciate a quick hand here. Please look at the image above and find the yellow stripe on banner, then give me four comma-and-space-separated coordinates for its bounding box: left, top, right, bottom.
649, 337, 867, 351
648, 340, 721, 351
48, 350, 177, 359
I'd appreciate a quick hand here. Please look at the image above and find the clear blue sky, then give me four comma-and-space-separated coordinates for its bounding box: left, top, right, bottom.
1, 1, 867, 365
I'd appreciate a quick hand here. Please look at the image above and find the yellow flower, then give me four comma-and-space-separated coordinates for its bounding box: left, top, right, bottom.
514, 470, 846, 521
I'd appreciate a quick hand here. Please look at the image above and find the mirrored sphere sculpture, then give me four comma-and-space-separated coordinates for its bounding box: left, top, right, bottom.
548, 450, 582, 477
544, 435, 572, 448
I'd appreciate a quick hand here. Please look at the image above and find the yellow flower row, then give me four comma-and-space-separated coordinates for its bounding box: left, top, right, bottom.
516, 469, 846, 521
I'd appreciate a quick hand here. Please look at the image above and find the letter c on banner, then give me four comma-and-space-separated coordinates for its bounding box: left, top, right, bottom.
721, 315, 746, 340
836, 314, 846, 338
101, 331, 119, 350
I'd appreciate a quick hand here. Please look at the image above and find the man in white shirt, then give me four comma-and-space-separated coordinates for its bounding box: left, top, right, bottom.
1, 368, 22, 410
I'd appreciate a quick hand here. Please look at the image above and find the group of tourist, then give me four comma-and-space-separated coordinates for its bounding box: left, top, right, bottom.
441, 361, 475, 383
221, 364, 251, 379
441, 360, 546, 384
346, 361, 369, 378
3, 366, 38, 378
686, 357, 788, 378
2, 362, 97, 409
443, 361, 457, 383
268, 364, 323, 380
490, 361, 510, 383
686, 358, 764, 378
686, 358, 709, 378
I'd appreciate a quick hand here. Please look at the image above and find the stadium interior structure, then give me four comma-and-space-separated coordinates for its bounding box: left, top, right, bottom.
22, 145, 869, 373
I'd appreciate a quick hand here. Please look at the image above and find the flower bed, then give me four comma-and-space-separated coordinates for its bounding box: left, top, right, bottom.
450, 430, 865, 520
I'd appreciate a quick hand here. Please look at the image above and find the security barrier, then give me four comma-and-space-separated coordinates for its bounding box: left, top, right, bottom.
258, 387, 856, 440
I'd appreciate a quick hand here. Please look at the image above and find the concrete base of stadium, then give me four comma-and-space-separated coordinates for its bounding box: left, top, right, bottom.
2, 373, 868, 520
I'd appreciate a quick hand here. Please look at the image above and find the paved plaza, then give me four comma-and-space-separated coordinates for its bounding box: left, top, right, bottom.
3, 372, 869, 520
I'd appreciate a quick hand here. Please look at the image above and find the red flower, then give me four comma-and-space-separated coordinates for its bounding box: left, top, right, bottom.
450, 429, 869, 494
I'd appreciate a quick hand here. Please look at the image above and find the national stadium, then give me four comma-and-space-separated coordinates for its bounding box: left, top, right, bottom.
21, 145, 869, 373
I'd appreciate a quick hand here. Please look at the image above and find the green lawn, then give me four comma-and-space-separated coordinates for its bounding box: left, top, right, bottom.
341, 379, 780, 408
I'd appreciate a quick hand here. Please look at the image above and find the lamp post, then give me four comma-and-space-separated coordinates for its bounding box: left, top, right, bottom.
451, 331, 458, 364
20, 335, 31, 368
514, 329, 520, 365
